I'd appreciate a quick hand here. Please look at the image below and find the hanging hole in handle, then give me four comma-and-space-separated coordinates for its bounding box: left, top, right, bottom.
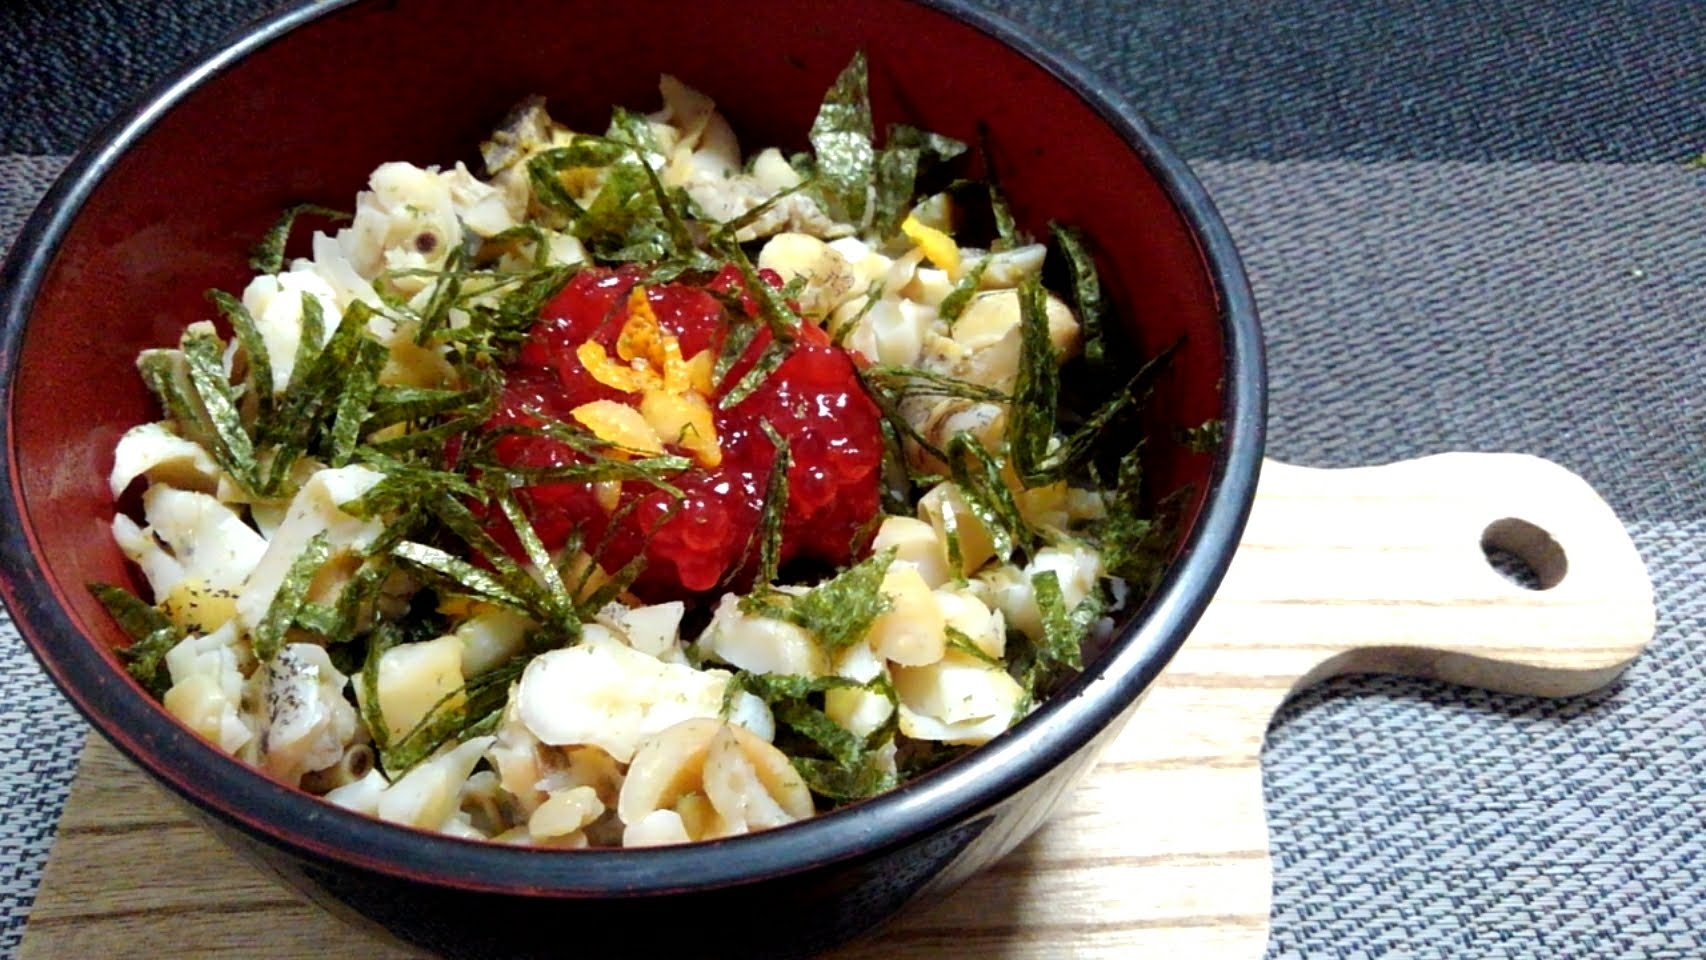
1481, 518, 1568, 590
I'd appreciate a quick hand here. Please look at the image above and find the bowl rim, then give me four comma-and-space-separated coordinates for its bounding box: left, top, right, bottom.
0, 0, 1265, 895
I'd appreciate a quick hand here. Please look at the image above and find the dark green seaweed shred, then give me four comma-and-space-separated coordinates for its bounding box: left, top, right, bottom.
361, 619, 539, 778
261, 298, 373, 451
362, 384, 487, 436
410, 244, 470, 345
179, 328, 258, 492
574, 496, 681, 613
871, 125, 967, 239
794, 755, 900, 802
377, 650, 529, 777
807, 51, 876, 227
1036, 341, 1177, 485
252, 532, 334, 662
293, 292, 328, 395
895, 738, 970, 781
719, 336, 792, 410
737, 420, 791, 589
829, 279, 883, 349
249, 204, 350, 275
936, 256, 990, 328
607, 107, 700, 258
723, 671, 900, 802
860, 364, 1007, 405
1030, 569, 1087, 672
1095, 447, 1187, 593
472, 414, 690, 495
775, 697, 865, 768
854, 363, 950, 470
493, 487, 571, 601
1006, 275, 1059, 487
207, 289, 274, 423
392, 540, 530, 611
136, 349, 218, 457
707, 176, 817, 244
976, 134, 1025, 251
480, 222, 553, 270
713, 308, 763, 388
945, 625, 1004, 668
943, 434, 1030, 564
872, 416, 914, 517
714, 233, 802, 342
526, 138, 630, 222
359, 620, 402, 755
573, 133, 692, 264
327, 557, 397, 643
292, 601, 341, 637
741, 547, 896, 651
1050, 223, 1107, 369
328, 337, 387, 466
89, 583, 185, 698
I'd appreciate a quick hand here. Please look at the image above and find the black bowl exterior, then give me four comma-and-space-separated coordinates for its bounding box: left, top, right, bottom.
0, 0, 1264, 956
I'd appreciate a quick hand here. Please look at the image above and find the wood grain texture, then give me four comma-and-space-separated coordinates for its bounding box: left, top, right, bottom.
19, 454, 1655, 960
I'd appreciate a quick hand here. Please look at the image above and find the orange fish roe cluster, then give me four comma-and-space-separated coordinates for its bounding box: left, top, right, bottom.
484, 265, 887, 600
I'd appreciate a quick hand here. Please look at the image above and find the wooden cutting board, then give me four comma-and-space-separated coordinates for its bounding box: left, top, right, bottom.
18, 453, 1655, 960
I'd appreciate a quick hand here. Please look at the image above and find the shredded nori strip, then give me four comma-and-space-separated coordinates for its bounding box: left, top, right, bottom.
937, 256, 990, 327
249, 203, 349, 275
207, 289, 274, 422
740, 547, 896, 651
89, 583, 185, 697
252, 532, 334, 662
1050, 223, 1107, 368
872, 125, 967, 239
807, 52, 876, 227
1007, 275, 1061, 488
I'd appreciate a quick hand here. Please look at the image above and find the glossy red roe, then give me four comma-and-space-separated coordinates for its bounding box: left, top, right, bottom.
482, 265, 886, 601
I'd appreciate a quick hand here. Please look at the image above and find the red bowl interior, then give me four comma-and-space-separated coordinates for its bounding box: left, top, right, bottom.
0, 0, 1258, 909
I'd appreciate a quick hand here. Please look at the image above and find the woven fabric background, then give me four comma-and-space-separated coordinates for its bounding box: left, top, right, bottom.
2, 1, 1702, 957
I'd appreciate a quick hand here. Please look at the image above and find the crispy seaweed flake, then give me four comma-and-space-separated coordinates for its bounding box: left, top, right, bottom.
741, 547, 896, 651
807, 51, 876, 227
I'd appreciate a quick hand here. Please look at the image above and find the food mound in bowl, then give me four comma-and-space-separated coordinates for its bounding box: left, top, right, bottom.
95, 55, 1184, 848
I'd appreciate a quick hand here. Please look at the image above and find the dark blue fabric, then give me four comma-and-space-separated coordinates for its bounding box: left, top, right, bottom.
4, 0, 1706, 161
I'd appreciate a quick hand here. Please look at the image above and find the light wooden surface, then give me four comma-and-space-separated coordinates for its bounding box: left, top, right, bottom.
19, 453, 1656, 960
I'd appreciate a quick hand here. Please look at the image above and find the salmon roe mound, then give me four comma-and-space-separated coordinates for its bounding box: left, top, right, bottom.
483, 264, 886, 601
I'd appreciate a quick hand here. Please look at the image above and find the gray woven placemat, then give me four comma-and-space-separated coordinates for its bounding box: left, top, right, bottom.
1199, 158, 1706, 959
2, 2, 1703, 957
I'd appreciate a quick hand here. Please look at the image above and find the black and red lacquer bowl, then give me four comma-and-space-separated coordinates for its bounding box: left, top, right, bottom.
0, 1, 1264, 956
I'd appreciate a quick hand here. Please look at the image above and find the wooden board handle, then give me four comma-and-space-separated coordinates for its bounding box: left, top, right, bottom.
1203, 453, 1656, 698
